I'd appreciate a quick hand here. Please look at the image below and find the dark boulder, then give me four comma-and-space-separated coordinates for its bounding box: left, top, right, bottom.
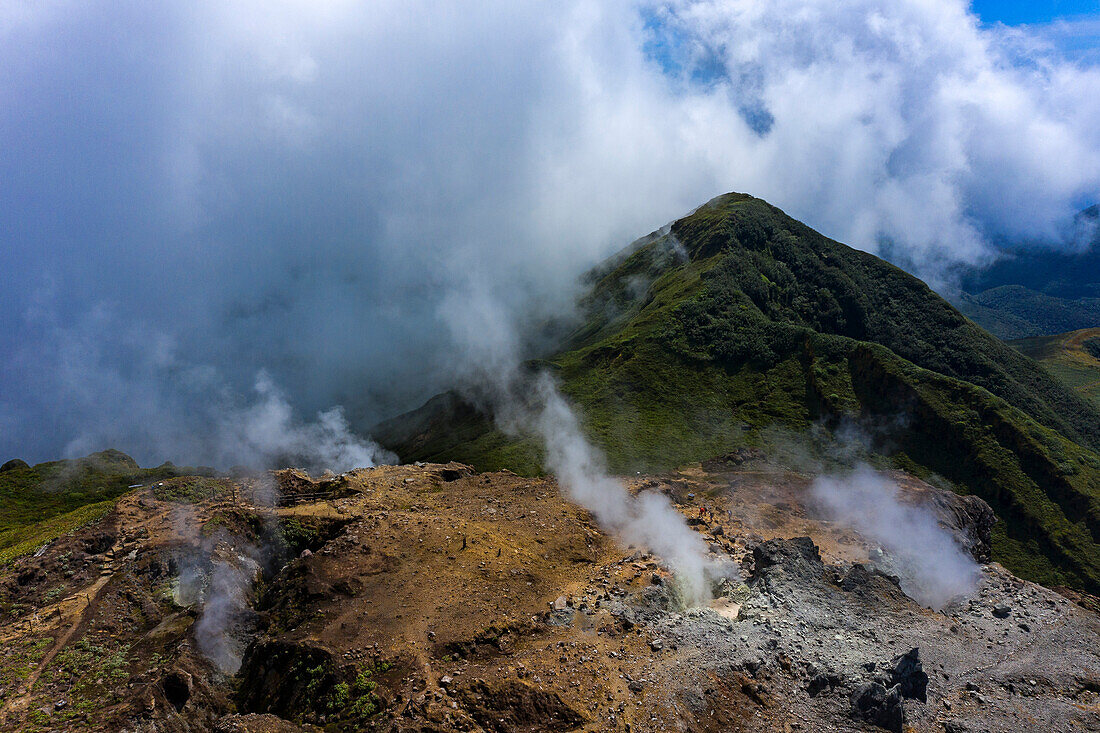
839, 563, 910, 605
850, 682, 905, 732
750, 536, 824, 587
807, 672, 842, 697
929, 492, 996, 563
887, 647, 928, 702
433, 462, 475, 482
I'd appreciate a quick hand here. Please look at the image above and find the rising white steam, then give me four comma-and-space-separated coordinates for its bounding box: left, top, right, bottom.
444, 286, 724, 605
525, 372, 719, 603
170, 506, 266, 674
23, 305, 392, 472
192, 544, 262, 673
214, 372, 395, 473
811, 464, 980, 609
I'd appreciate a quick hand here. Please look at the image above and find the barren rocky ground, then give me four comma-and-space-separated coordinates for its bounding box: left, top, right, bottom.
0, 456, 1097, 732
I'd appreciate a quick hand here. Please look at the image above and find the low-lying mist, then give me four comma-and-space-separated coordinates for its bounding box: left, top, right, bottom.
7, 302, 395, 472
215, 373, 395, 475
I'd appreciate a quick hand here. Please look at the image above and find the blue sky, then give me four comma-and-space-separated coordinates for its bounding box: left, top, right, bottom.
973, 1, 1099, 25
973, 1, 1100, 63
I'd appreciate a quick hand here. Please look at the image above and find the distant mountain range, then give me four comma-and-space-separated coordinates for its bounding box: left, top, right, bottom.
375, 193, 1100, 594
951, 206, 1100, 339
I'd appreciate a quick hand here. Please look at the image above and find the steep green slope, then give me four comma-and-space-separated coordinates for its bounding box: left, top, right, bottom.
379, 193, 1100, 592
566, 194, 1100, 449
1009, 328, 1100, 410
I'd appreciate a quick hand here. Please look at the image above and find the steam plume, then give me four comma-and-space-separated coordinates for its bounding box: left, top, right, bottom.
172, 481, 286, 674
446, 287, 724, 605
192, 543, 262, 673
520, 372, 719, 603
811, 464, 980, 609
213, 372, 395, 474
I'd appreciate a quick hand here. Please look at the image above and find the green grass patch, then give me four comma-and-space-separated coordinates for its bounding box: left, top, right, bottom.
1009, 328, 1100, 410
0, 450, 214, 566
44, 635, 132, 722
0, 499, 117, 565
152, 476, 233, 503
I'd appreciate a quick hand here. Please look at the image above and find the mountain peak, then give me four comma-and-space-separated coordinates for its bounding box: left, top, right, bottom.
380, 192, 1100, 594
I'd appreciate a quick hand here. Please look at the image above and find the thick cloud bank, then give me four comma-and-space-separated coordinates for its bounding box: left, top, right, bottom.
3, 1, 1099, 464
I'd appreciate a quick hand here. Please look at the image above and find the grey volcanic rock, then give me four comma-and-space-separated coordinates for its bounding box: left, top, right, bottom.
651, 532, 1100, 733
930, 491, 997, 563
887, 647, 927, 702
851, 681, 905, 732
839, 563, 909, 604
751, 536, 824, 587
807, 672, 842, 697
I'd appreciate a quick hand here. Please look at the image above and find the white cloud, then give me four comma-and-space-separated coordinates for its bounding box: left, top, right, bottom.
2, 0, 1099, 462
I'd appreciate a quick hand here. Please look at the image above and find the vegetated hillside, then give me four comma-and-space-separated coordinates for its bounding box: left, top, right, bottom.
1009, 327, 1100, 410
0, 450, 205, 564
951, 207, 1100, 339
378, 193, 1100, 593
953, 286, 1100, 340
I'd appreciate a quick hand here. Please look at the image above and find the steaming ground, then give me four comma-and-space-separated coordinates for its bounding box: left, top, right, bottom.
810, 465, 981, 609
1, 454, 1097, 731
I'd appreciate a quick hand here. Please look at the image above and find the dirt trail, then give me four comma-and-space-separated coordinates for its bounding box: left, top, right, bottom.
0, 538, 124, 724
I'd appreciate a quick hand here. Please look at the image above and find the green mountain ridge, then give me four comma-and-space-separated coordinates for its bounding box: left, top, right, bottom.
953, 285, 1100, 340
951, 207, 1100, 338
376, 193, 1100, 594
